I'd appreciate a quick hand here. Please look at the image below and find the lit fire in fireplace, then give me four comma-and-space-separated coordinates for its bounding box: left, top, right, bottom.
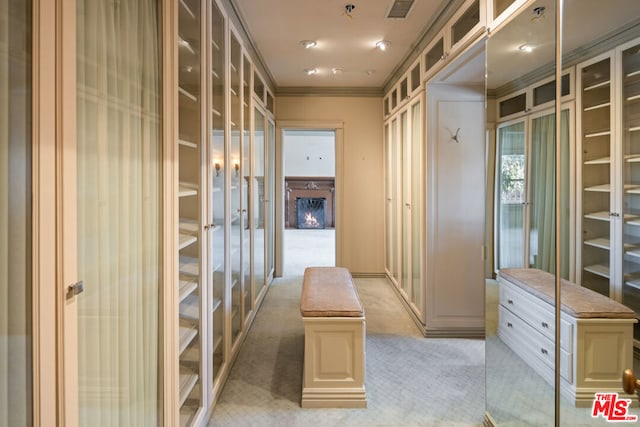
304, 212, 319, 228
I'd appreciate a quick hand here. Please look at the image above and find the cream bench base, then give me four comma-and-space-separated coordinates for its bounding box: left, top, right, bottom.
300, 267, 367, 408
498, 268, 637, 407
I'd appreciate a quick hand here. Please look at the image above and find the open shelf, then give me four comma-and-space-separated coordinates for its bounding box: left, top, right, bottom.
584, 156, 610, 165
584, 263, 610, 279
584, 184, 611, 192
179, 182, 198, 197
180, 294, 200, 322
584, 211, 611, 221
584, 238, 611, 250
179, 368, 198, 407
584, 80, 610, 91
179, 325, 198, 355
179, 277, 198, 302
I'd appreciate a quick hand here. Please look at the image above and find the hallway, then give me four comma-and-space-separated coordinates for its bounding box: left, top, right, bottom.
209, 275, 485, 426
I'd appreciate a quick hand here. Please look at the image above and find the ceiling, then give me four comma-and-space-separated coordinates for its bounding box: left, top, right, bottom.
232, 0, 449, 89
231, 0, 640, 93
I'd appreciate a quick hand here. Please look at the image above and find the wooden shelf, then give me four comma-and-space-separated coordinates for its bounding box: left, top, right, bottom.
212, 107, 222, 117
584, 101, 610, 111
584, 130, 610, 138
627, 70, 640, 79
178, 138, 197, 149
212, 69, 220, 80
629, 126, 640, 133
584, 80, 610, 91
211, 38, 221, 52
179, 86, 198, 103
211, 297, 222, 313
179, 0, 196, 19
584, 184, 611, 192
213, 333, 223, 354
628, 94, 640, 103
179, 368, 198, 407
180, 218, 199, 234
178, 182, 198, 197
584, 156, 610, 165
179, 233, 198, 250
178, 37, 195, 55
179, 325, 198, 355
584, 211, 610, 221
179, 277, 198, 303
584, 263, 610, 279
584, 238, 611, 250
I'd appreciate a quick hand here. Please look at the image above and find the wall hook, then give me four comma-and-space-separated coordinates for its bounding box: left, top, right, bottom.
453, 128, 461, 143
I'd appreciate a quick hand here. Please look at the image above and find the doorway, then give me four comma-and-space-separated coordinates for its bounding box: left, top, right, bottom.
281, 129, 336, 276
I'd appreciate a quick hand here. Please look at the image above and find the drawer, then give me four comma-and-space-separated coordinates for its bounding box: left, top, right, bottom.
499, 305, 573, 384
499, 278, 573, 352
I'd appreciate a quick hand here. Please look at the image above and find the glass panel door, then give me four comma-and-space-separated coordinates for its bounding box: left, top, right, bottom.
230, 32, 242, 345
410, 101, 423, 315
384, 123, 392, 274
401, 111, 411, 297
241, 54, 251, 319
253, 108, 265, 300
76, 0, 163, 423
622, 40, 640, 342
390, 118, 400, 284
209, 0, 225, 385
495, 120, 526, 269
0, 0, 32, 424
266, 119, 275, 279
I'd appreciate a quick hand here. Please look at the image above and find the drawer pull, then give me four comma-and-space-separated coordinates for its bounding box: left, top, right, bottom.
507, 322, 513, 328
541, 348, 548, 355
507, 299, 514, 305
541, 322, 549, 328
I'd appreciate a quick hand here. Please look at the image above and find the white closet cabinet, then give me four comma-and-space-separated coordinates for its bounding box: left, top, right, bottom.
577, 37, 640, 343
174, 1, 274, 424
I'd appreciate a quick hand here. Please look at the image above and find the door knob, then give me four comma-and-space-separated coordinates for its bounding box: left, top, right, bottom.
623, 369, 640, 397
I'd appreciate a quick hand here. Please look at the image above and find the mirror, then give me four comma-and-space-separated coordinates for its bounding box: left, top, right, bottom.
485, 1, 558, 425
486, 0, 640, 425
561, 0, 640, 423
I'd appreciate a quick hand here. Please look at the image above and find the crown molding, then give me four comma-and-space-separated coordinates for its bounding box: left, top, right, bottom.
276, 86, 383, 98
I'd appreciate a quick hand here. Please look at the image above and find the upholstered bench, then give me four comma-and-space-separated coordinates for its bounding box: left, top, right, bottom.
498, 268, 637, 407
300, 267, 367, 408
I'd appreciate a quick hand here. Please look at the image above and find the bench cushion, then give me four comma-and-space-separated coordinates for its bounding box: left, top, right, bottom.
301, 267, 364, 317
499, 268, 636, 319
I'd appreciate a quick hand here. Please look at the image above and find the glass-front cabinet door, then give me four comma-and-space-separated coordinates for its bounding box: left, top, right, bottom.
242, 53, 252, 320
266, 118, 276, 281
209, 0, 226, 391
229, 31, 242, 346
253, 108, 266, 300
77, 0, 165, 424
1, 0, 32, 424
177, 0, 204, 423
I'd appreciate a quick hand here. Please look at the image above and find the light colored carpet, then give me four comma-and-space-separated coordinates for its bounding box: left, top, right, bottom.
283, 229, 335, 276
209, 277, 486, 426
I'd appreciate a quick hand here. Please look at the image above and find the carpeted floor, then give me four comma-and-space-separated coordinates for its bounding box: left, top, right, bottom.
209, 276, 486, 426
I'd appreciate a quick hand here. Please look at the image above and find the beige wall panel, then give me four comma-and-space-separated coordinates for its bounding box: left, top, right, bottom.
276, 96, 384, 274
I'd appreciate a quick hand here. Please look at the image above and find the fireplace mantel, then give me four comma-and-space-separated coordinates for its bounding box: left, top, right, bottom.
285, 177, 335, 229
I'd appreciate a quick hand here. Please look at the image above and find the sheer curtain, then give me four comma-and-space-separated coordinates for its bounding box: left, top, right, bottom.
1, 0, 32, 425
76, 0, 161, 425
530, 110, 570, 277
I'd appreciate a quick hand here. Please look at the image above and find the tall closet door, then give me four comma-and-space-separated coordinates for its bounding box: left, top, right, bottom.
265, 119, 276, 280
384, 123, 393, 275
388, 118, 401, 284
409, 100, 423, 316
495, 119, 527, 269
0, 1, 32, 424
209, 0, 226, 390
620, 38, 640, 341
253, 108, 265, 300
75, 0, 164, 425
229, 31, 242, 346
400, 110, 411, 297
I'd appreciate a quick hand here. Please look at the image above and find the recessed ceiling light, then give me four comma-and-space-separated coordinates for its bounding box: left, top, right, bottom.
304, 68, 317, 75
519, 44, 534, 53
365, 70, 376, 77
300, 40, 317, 49
376, 40, 390, 51
332, 68, 343, 75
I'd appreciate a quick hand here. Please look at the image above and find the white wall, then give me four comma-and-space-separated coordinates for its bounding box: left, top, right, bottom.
283, 130, 335, 177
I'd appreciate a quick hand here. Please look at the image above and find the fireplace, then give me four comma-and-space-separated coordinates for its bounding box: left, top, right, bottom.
296, 197, 326, 229
285, 177, 335, 229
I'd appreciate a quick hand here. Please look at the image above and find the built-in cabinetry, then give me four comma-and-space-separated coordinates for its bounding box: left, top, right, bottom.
177, 0, 205, 423
175, 1, 275, 425
577, 38, 640, 342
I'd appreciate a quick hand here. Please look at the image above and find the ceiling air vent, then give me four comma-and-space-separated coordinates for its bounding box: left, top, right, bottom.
386, 0, 415, 19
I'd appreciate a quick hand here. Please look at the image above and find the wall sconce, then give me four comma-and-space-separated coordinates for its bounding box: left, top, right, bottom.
234, 162, 240, 177
214, 162, 221, 177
